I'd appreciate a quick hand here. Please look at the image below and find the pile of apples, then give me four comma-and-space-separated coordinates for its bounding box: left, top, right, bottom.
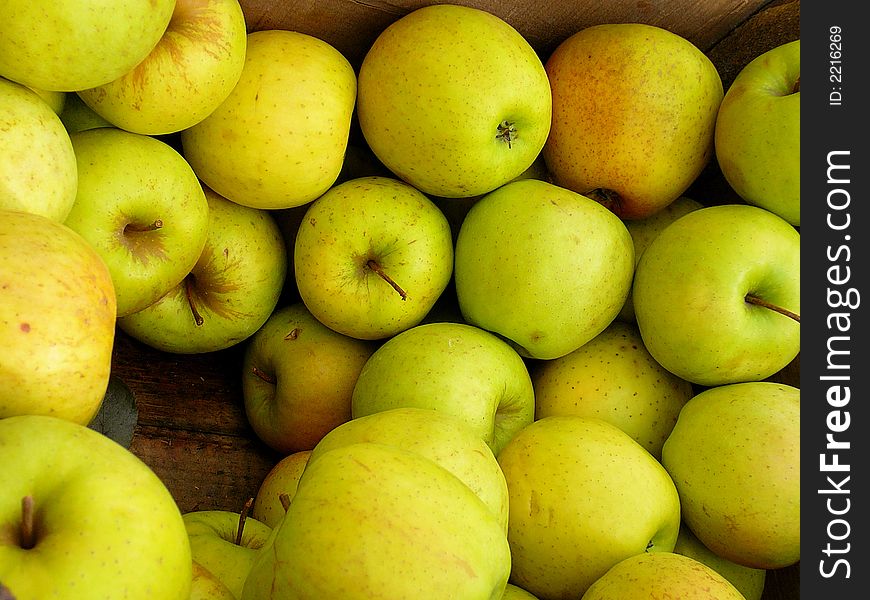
0, 1, 800, 600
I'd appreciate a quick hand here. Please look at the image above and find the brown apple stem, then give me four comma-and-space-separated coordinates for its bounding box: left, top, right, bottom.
125, 219, 164, 233
20, 495, 36, 550
279, 493, 292, 513
184, 277, 204, 327
235, 497, 254, 546
587, 188, 623, 215
745, 293, 801, 323
251, 365, 277, 385
496, 120, 517, 149
367, 259, 408, 300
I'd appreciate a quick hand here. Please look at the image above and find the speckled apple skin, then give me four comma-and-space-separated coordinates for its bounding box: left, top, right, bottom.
662, 382, 800, 570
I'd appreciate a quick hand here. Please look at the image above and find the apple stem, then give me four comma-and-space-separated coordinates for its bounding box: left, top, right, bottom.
496, 120, 517, 149
793, 76, 800, 94
235, 497, 254, 546
367, 259, 408, 300
279, 493, 291, 513
20, 495, 36, 550
125, 219, 164, 233
587, 188, 623, 215
251, 365, 277, 385
745, 293, 800, 323
185, 277, 204, 327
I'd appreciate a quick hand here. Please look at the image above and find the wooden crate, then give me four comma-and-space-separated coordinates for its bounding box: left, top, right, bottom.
111, 1, 801, 598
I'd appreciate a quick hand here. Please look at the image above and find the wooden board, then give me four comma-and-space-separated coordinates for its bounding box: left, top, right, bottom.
237, 0, 778, 68
113, 332, 280, 515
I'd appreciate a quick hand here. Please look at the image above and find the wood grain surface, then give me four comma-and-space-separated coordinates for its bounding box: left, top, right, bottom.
114, 1, 801, 598
238, 0, 780, 68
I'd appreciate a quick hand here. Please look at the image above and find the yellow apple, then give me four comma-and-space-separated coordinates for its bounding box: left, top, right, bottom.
0, 210, 116, 424
531, 320, 693, 460
543, 23, 723, 219
580, 552, 745, 600
241, 442, 511, 599
0, 0, 176, 92
357, 4, 551, 198
293, 176, 454, 340
64, 127, 210, 317
181, 29, 357, 209
673, 523, 766, 600
190, 560, 236, 600
77, 0, 247, 135
241, 303, 377, 454
252, 450, 312, 529
184, 509, 272, 599
0, 78, 78, 222
0, 415, 192, 599
497, 416, 681, 599
662, 382, 800, 569
309, 407, 511, 531
116, 185, 288, 354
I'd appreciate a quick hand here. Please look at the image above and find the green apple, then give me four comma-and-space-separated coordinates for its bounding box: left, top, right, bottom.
117, 186, 287, 354
580, 552, 745, 600
241, 442, 511, 599
308, 407, 511, 531
294, 176, 454, 340
531, 320, 693, 460
497, 416, 681, 600
64, 127, 210, 317
0, 210, 116, 424
0, 78, 78, 222
191, 560, 237, 600
181, 29, 357, 209
0, 0, 175, 92
673, 523, 766, 600
0, 415, 192, 599
632, 203, 800, 386
184, 509, 272, 600
454, 178, 635, 360
357, 4, 551, 198
543, 23, 723, 219
715, 40, 800, 225
616, 196, 705, 322
59, 93, 114, 134
351, 322, 535, 455
252, 450, 312, 529
661, 382, 800, 570
241, 303, 377, 454
77, 0, 247, 135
